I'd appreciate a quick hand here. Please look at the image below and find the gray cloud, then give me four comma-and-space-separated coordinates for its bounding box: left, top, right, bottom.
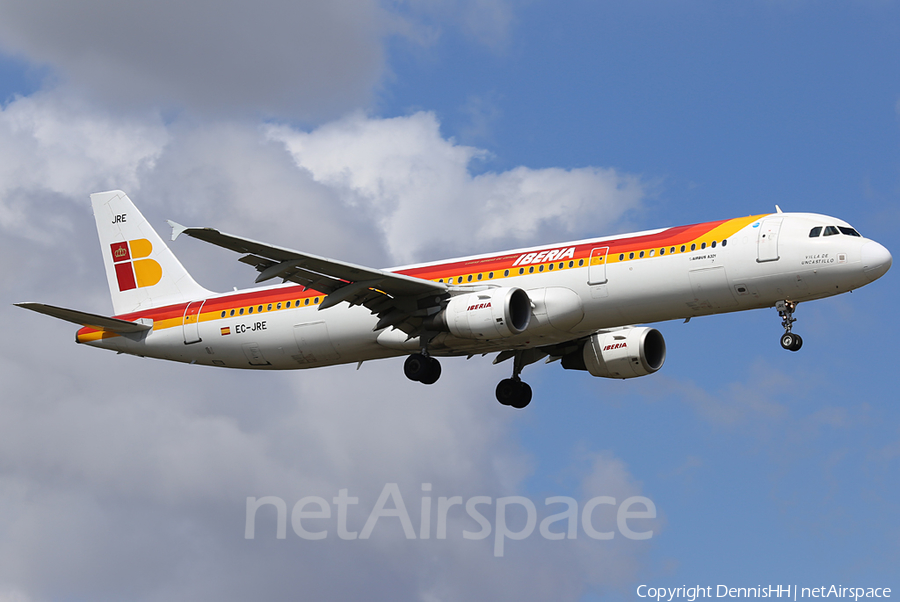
0, 0, 387, 119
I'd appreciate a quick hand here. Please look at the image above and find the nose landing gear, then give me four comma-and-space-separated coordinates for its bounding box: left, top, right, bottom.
776, 300, 803, 351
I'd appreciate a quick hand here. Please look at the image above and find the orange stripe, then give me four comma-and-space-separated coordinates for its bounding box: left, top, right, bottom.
80, 214, 768, 340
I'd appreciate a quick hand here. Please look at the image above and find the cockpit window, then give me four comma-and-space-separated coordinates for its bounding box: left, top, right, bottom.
809, 226, 822, 237
839, 226, 861, 237
823, 226, 840, 236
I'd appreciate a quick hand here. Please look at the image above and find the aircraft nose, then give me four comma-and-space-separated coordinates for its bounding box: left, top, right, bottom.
861, 241, 892, 281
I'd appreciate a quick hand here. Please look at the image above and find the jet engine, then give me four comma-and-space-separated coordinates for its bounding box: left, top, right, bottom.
428, 287, 532, 340
561, 327, 666, 379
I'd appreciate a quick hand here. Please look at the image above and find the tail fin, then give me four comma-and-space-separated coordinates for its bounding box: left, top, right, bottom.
91, 190, 212, 314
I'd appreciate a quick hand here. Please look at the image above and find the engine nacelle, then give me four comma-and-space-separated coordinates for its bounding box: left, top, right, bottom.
562, 327, 666, 379
435, 287, 532, 340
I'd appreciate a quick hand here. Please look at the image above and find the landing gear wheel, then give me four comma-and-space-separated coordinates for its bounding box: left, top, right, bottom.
419, 357, 442, 385
780, 333, 796, 350
780, 332, 803, 352
495, 379, 517, 405
404, 353, 429, 382
495, 378, 532, 409
509, 382, 532, 409
405, 353, 442, 384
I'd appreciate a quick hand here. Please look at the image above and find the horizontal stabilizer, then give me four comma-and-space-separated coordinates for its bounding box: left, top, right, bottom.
14, 302, 152, 333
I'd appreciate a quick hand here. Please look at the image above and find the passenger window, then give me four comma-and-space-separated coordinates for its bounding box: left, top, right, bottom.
701, 242, 706, 250
680, 245, 686, 253
824, 226, 840, 236
691, 243, 696, 251
809, 227, 822, 238
504, 270, 510, 277
248, 306, 254, 314
711, 241, 716, 248
722, 239, 727, 247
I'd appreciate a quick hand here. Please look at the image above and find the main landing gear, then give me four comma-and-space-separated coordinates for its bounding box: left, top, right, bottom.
496, 378, 532, 409
776, 300, 803, 352
404, 352, 442, 385
495, 350, 536, 409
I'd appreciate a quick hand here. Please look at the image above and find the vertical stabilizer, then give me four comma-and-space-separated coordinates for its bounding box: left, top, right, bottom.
91, 190, 213, 315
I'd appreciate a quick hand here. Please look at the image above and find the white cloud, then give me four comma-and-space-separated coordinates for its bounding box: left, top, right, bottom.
0, 92, 167, 240
268, 111, 647, 263
0, 90, 655, 600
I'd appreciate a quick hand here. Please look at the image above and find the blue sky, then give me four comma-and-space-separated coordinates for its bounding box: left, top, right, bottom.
0, 2, 897, 601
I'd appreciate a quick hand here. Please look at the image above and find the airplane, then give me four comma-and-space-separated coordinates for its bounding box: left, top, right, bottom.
16, 190, 892, 409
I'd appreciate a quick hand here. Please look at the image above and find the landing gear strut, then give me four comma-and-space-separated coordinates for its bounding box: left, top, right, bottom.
776, 300, 803, 352
495, 350, 534, 409
404, 352, 441, 385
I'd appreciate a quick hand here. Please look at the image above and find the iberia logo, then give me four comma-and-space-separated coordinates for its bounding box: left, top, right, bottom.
110, 239, 162, 291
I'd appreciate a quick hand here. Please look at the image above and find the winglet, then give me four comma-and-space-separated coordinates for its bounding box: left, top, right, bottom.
167, 220, 189, 242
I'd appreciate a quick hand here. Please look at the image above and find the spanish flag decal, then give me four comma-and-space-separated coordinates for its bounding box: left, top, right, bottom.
221, 327, 231, 336
111, 239, 162, 291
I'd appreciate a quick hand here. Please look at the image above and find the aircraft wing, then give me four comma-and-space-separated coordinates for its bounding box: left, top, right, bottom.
169, 222, 449, 335
15, 302, 152, 333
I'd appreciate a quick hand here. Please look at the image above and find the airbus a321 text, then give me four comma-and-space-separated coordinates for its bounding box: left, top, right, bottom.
17, 191, 892, 409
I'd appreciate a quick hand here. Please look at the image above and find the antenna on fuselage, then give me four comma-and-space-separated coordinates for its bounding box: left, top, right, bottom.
775, 205, 783, 213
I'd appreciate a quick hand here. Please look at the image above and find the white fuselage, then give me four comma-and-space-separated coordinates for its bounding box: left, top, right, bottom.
79, 212, 891, 370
